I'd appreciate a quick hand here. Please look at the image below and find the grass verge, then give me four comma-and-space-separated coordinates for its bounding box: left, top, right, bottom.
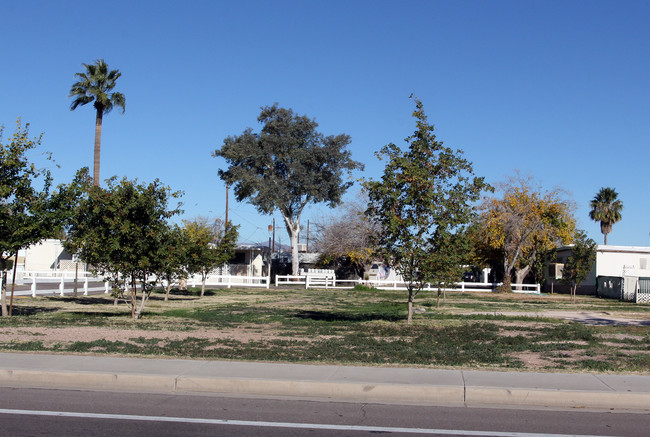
1, 287, 648, 372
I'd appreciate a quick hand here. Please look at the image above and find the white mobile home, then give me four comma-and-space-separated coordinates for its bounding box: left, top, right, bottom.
24, 239, 74, 271
546, 245, 650, 302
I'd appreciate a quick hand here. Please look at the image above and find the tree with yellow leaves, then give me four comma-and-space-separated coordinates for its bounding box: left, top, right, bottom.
477, 173, 576, 292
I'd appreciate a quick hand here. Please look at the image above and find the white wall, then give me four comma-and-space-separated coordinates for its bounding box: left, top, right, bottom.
24, 239, 71, 271
596, 246, 650, 278
252, 253, 263, 276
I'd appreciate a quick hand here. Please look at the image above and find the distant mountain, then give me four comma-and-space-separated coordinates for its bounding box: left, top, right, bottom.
238, 241, 292, 252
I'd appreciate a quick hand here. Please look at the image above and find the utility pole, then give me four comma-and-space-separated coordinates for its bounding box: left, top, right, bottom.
225, 185, 229, 227
272, 218, 276, 253
306, 219, 310, 251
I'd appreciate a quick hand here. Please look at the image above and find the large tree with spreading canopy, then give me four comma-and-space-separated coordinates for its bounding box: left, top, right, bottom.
477, 173, 576, 292
214, 104, 363, 275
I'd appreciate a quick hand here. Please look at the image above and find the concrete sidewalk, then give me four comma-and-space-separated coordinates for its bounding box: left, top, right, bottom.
0, 352, 648, 411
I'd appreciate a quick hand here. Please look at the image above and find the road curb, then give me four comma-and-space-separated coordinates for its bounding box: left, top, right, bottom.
465, 386, 650, 410
2, 368, 649, 411
175, 376, 466, 405
0, 369, 177, 393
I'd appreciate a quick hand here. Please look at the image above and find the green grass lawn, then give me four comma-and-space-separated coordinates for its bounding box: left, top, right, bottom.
1, 287, 648, 373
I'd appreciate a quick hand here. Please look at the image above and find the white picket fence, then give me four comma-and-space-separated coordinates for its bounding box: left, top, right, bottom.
275, 273, 541, 294
18, 270, 271, 296
18, 270, 540, 295
22, 271, 110, 297
186, 274, 271, 289
275, 269, 336, 288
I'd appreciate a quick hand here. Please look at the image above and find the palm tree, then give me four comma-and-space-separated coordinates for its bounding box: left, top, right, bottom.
589, 187, 623, 245
69, 59, 125, 186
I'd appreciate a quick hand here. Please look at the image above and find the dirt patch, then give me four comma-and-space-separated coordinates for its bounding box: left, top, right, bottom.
509, 351, 555, 368
456, 310, 650, 326
1, 325, 291, 347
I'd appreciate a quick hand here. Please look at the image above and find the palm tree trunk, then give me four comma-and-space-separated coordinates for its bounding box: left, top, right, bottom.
94, 108, 103, 186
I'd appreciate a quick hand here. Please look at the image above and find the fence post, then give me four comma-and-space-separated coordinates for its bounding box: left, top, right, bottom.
83, 278, 89, 296
228, 275, 232, 289
31, 276, 37, 297
105, 281, 110, 294
59, 277, 65, 296
461, 282, 465, 293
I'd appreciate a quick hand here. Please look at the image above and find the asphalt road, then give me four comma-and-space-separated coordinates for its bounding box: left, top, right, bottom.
0, 387, 646, 437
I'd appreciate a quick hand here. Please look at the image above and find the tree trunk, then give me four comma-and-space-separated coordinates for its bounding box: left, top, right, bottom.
9, 253, 18, 316
571, 283, 577, 303
200, 272, 206, 297
164, 280, 171, 302
130, 274, 136, 319
279, 207, 306, 277
514, 266, 530, 291
500, 254, 512, 293
407, 289, 414, 324
290, 228, 300, 276
93, 108, 103, 186
280, 214, 301, 276
135, 275, 149, 319
1, 263, 7, 317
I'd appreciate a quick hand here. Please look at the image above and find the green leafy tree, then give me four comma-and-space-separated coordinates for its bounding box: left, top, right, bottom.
561, 230, 597, 302
214, 104, 363, 275
64, 177, 181, 319
589, 187, 622, 245
365, 97, 489, 323
69, 59, 126, 186
184, 217, 238, 297
155, 224, 190, 302
1, 120, 85, 317
424, 228, 471, 308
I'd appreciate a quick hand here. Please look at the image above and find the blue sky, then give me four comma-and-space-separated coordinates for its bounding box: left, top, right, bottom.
1, 0, 649, 247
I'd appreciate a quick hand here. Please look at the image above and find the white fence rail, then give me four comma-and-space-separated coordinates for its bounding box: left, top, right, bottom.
18, 271, 271, 296
18, 270, 541, 295
275, 275, 306, 286
21, 271, 110, 297
275, 276, 541, 294
188, 274, 271, 289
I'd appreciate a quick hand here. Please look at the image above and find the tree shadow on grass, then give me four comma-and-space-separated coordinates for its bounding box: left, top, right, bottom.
45, 296, 116, 305
9, 306, 58, 316
292, 310, 403, 323
158, 288, 217, 297
147, 294, 200, 302
58, 311, 130, 319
